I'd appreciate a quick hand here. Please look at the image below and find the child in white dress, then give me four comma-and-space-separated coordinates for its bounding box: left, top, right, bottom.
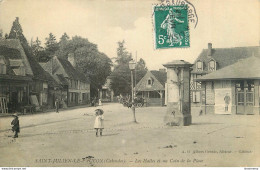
94, 109, 104, 137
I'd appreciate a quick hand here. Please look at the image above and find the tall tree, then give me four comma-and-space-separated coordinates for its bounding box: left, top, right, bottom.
135, 58, 148, 84
7, 17, 52, 82
8, 17, 28, 45
45, 33, 59, 60
116, 40, 132, 65
111, 40, 133, 96
59, 32, 70, 43
31, 37, 44, 61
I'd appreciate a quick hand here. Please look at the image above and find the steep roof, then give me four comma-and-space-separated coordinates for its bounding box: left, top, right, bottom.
192, 46, 260, 74
150, 70, 167, 86
21, 43, 60, 87
55, 74, 69, 86
135, 70, 166, 91
57, 57, 89, 83
0, 39, 33, 75
197, 56, 260, 81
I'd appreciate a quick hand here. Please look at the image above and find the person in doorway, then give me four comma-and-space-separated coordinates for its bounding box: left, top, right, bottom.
94, 109, 104, 137
11, 113, 20, 138
224, 93, 231, 112
55, 99, 59, 113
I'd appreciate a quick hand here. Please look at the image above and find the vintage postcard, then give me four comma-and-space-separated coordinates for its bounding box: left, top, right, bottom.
0, 0, 259, 168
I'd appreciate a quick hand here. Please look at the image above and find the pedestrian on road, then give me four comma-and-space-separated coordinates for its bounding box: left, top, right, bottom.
93, 97, 97, 107
55, 99, 59, 113
94, 109, 104, 137
11, 113, 20, 138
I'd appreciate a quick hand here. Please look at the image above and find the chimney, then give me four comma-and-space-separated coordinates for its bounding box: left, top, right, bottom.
68, 53, 76, 67
159, 68, 166, 73
207, 43, 212, 56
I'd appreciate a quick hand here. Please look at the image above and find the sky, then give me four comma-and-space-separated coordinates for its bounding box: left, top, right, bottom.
0, 0, 259, 70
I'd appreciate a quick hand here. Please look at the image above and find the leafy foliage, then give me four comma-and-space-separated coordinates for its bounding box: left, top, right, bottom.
0, 29, 3, 38
55, 36, 112, 96
111, 41, 147, 96
59, 32, 70, 43
8, 17, 28, 45
31, 37, 45, 62
44, 33, 59, 60
116, 40, 132, 65
111, 41, 132, 95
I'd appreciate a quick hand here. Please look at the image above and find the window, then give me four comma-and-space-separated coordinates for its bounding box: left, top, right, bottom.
0, 56, 6, 74
147, 78, 153, 86
197, 61, 203, 71
196, 81, 202, 89
236, 80, 254, 106
196, 75, 202, 89
208, 60, 216, 71
0, 63, 6, 74
192, 91, 201, 103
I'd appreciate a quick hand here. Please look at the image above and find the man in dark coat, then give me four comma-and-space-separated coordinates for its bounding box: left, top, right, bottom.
55, 99, 59, 113
11, 113, 20, 138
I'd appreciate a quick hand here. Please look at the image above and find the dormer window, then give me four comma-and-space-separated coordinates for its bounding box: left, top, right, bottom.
0, 56, 6, 74
147, 77, 154, 86
208, 60, 216, 71
19, 66, 26, 76
197, 61, 203, 71
10, 59, 26, 76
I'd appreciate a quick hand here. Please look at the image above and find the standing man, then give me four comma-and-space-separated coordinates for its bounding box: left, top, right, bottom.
11, 113, 20, 138
224, 93, 231, 112
93, 96, 97, 107
55, 99, 59, 113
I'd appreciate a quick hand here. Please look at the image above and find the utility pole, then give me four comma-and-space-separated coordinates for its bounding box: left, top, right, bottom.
135, 51, 137, 97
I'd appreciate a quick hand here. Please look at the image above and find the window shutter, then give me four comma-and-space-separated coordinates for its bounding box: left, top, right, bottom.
196, 91, 201, 102
192, 91, 196, 102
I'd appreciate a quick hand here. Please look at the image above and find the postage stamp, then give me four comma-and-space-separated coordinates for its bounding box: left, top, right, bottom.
153, 5, 190, 49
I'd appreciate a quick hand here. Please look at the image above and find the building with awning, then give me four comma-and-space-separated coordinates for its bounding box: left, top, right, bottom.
196, 56, 260, 115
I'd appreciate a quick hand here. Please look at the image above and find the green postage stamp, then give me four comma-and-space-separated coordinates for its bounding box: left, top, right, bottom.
153, 5, 190, 49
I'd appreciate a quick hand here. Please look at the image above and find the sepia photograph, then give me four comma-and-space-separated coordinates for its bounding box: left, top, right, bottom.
0, 0, 259, 168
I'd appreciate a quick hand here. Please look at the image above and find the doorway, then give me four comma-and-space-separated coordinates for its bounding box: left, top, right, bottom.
236, 80, 254, 115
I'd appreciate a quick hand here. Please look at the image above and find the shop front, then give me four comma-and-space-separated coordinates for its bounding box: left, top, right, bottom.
0, 75, 32, 113
197, 56, 260, 115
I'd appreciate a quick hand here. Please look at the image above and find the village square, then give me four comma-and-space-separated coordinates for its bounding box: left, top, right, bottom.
0, 103, 259, 167
0, 0, 259, 168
